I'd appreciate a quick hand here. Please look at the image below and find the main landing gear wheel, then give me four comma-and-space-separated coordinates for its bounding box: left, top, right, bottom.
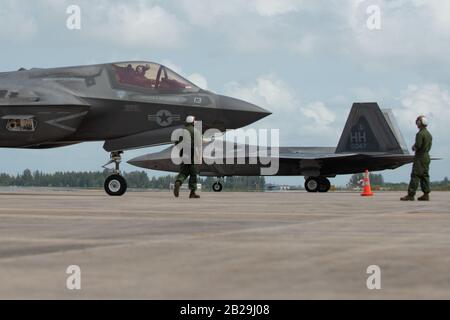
305, 177, 320, 193
305, 177, 331, 193
318, 177, 331, 193
103, 151, 128, 196
104, 174, 127, 196
212, 182, 223, 192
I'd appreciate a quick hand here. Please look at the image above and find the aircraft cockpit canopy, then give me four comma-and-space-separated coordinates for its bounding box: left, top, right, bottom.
112, 62, 200, 93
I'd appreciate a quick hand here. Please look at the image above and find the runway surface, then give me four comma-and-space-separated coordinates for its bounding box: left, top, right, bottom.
0, 188, 449, 299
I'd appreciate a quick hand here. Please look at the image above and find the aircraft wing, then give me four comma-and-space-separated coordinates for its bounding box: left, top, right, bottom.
277, 152, 359, 160
284, 153, 415, 177
103, 124, 184, 152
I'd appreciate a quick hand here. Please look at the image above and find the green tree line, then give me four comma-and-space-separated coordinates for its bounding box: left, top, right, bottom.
348, 173, 450, 191
0, 169, 265, 191
348, 173, 385, 188
203, 176, 266, 191
0, 169, 152, 188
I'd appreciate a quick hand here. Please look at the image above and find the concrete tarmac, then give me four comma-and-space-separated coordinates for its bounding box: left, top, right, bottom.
0, 188, 449, 299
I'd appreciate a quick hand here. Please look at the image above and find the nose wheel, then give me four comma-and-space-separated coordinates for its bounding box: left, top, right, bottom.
212, 177, 224, 192
212, 182, 223, 192
305, 177, 331, 193
104, 174, 127, 196
103, 151, 128, 196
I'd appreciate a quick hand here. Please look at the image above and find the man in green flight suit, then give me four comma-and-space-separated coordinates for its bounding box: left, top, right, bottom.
401, 115, 433, 201
173, 115, 201, 199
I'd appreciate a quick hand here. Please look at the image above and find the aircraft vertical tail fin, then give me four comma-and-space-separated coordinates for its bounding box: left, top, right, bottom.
335, 102, 409, 154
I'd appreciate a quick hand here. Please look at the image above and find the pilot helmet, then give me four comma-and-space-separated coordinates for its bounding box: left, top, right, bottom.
416, 115, 428, 127
186, 115, 195, 124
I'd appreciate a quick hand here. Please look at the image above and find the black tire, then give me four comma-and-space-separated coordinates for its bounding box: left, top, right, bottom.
104, 174, 127, 196
212, 182, 223, 192
318, 177, 331, 193
305, 177, 320, 193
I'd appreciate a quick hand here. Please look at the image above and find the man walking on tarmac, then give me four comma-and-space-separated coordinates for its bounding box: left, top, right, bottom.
173, 115, 201, 199
401, 115, 433, 201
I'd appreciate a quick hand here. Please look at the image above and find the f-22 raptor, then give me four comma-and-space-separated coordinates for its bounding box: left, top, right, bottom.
129, 103, 417, 192
0, 61, 271, 195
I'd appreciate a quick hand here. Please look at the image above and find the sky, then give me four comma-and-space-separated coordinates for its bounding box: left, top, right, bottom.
0, 0, 449, 186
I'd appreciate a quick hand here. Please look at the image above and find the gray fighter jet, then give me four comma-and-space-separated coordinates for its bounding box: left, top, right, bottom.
128, 103, 417, 192
0, 62, 271, 195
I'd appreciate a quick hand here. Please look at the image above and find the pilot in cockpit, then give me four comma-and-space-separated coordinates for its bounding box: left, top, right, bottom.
136, 64, 150, 77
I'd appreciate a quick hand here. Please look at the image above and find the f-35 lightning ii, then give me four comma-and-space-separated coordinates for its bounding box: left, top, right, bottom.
0, 61, 271, 195
129, 103, 418, 193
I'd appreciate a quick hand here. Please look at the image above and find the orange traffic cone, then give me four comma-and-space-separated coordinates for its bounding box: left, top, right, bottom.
361, 170, 374, 197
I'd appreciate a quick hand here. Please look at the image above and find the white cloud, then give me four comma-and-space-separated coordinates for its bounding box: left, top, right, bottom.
300, 102, 336, 128
161, 60, 208, 89
395, 84, 450, 139
175, 0, 308, 53
340, 0, 450, 64
408, 0, 450, 33
0, 1, 38, 40
160, 59, 182, 74
179, 0, 304, 26
89, 2, 185, 49
225, 75, 338, 145
225, 75, 298, 112
390, 83, 450, 180
187, 73, 208, 90
178, 0, 244, 26
0, 0, 186, 49
253, 0, 303, 16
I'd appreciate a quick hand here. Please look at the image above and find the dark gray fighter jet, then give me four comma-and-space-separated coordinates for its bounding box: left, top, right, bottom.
0, 62, 270, 195
128, 103, 417, 192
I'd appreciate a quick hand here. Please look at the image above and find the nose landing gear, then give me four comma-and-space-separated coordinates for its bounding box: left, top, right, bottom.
305, 177, 331, 193
103, 151, 127, 196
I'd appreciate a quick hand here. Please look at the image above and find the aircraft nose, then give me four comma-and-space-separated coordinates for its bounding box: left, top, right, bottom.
216, 94, 271, 129
127, 154, 148, 169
